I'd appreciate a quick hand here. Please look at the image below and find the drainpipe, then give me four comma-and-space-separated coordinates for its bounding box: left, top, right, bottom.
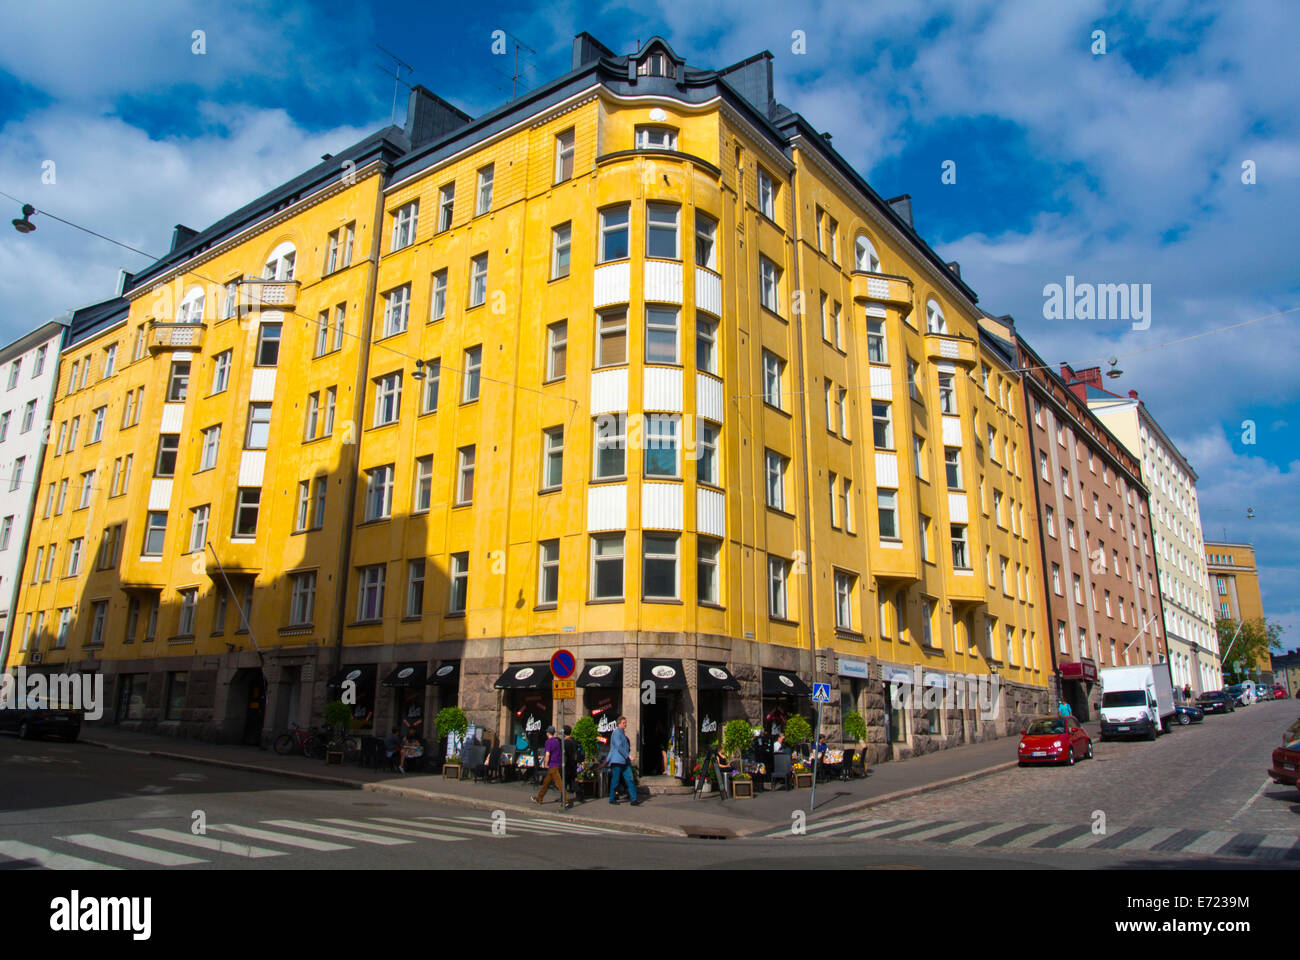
1020, 359, 1060, 704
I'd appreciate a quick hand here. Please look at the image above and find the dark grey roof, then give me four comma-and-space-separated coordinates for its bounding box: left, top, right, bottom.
66, 296, 130, 349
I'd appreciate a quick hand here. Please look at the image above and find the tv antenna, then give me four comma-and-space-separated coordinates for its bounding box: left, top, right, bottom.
489, 30, 537, 100
376, 45, 415, 124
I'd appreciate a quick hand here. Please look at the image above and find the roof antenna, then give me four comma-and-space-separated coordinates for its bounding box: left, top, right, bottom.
487, 31, 537, 100
376, 45, 415, 125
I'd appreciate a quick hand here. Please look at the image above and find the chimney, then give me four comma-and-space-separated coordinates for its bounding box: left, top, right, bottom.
886, 194, 913, 229
1060, 363, 1102, 402
572, 31, 615, 70
170, 224, 198, 253
946, 261, 961, 279
404, 85, 472, 150
1128, 389, 1139, 400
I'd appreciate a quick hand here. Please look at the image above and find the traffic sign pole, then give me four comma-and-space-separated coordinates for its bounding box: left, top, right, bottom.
550, 650, 576, 809
809, 682, 832, 812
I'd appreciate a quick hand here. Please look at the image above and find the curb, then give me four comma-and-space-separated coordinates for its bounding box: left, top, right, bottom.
81, 738, 369, 790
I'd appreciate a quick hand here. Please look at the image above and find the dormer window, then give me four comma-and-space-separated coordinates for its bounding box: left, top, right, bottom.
637, 52, 675, 78
263, 242, 296, 281
635, 125, 677, 151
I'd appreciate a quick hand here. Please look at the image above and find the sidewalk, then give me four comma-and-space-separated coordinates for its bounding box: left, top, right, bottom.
77, 724, 1061, 837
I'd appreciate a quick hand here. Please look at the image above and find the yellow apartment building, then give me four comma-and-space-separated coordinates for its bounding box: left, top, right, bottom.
1205, 541, 1269, 678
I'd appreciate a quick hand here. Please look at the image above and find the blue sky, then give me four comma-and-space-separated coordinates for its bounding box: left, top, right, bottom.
1, 0, 1296, 645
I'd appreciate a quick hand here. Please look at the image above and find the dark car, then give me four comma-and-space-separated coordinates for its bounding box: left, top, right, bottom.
1174, 703, 1203, 725
0, 696, 82, 741
1018, 715, 1093, 766
1196, 690, 1236, 714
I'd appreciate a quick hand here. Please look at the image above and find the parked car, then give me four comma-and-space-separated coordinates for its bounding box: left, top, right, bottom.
1099, 664, 1176, 740
1226, 683, 1252, 706
1173, 703, 1203, 725
1268, 685, 1287, 700
1196, 690, 1236, 714
0, 696, 82, 741
1269, 722, 1300, 786
1018, 715, 1093, 766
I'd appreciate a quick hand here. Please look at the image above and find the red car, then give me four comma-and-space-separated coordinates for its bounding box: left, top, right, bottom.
1270, 686, 1287, 700
1269, 742, 1300, 786
1018, 715, 1093, 766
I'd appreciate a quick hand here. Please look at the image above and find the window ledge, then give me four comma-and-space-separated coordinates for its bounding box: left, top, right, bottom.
349, 620, 382, 628
444, 612, 466, 619
768, 616, 799, 627
697, 601, 725, 611
280, 625, 313, 636
586, 598, 625, 606
835, 629, 865, 641
539, 486, 562, 496
589, 476, 627, 485
766, 506, 796, 520
533, 603, 558, 612
642, 597, 682, 605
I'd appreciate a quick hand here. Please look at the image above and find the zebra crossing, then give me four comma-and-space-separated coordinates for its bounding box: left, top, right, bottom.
753, 816, 1300, 862
0, 813, 624, 870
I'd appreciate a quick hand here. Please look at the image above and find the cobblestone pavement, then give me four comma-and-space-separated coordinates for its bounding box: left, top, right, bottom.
754, 703, 1300, 864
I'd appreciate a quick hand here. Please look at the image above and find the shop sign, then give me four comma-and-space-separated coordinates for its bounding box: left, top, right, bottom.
838, 659, 870, 679
707, 667, 729, 682
597, 715, 618, 733
514, 667, 535, 681
652, 664, 677, 680
524, 714, 542, 732
396, 667, 415, 680
589, 665, 612, 679
777, 673, 795, 688
435, 665, 454, 678
700, 714, 718, 733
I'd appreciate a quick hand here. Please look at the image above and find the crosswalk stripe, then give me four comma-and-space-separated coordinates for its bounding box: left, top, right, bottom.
1177, 831, 1238, 855
57, 834, 206, 866
997, 825, 1068, 849
896, 821, 981, 842
444, 816, 570, 836
1030, 824, 1094, 849
949, 823, 1028, 846
1090, 825, 1155, 850
209, 824, 352, 851
406, 818, 500, 837
828, 819, 913, 841
132, 828, 286, 858
923, 821, 1003, 844
320, 819, 466, 842
807, 819, 892, 839
1114, 826, 1182, 852
261, 820, 411, 846
0, 840, 121, 870
1253, 834, 1300, 861
869, 820, 961, 842
529, 817, 625, 835
1214, 832, 1265, 858
1147, 828, 1206, 853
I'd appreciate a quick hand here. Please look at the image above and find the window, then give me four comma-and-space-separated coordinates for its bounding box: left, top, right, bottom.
286, 571, 316, 626
591, 534, 625, 599
912, 436, 925, 478
542, 427, 564, 489
234, 488, 261, 537
944, 447, 962, 489
21, 399, 37, 434
921, 598, 935, 647
420, 359, 441, 413
189, 502, 209, 554
684, 536, 718, 609
391, 200, 418, 249
154, 434, 180, 477
536, 540, 560, 606
33, 345, 47, 376
245, 403, 272, 449
311, 476, 327, 528
551, 223, 571, 279
325, 222, 354, 273
405, 560, 425, 618
88, 405, 108, 443
872, 401, 893, 449
759, 256, 780, 312
0, 515, 9, 550
1068, 519, 1077, 549
554, 128, 575, 183
599, 205, 630, 262
993, 489, 1004, 526
255, 323, 281, 366
468, 254, 488, 307
834, 571, 855, 629
839, 478, 852, 533
596, 310, 627, 367
762, 351, 784, 408
951, 525, 969, 568
383, 284, 411, 336
867, 319, 887, 363
144, 511, 167, 556
645, 306, 679, 363
304, 392, 320, 439
878, 490, 898, 539
211, 350, 231, 394
462, 346, 482, 401
937, 374, 956, 414
5, 361, 18, 390
768, 556, 789, 618
925, 299, 947, 334
1061, 467, 1071, 497
429, 270, 448, 321
643, 534, 679, 599
263, 242, 296, 281
56, 608, 72, 648
0, 412, 8, 442
999, 557, 1011, 595
405, 456, 431, 514
1093, 493, 1101, 520
68, 416, 80, 450
1072, 574, 1083, 604
456, 446, 475, 504
167, 361, 190, 401
365, 465, 394, 521
644, 415, 680, 477
449, 552, 469, 612
295, 481, 311, 531
373, 373, 401, 426
78, 471, 94, 509
646, 203, 679, 259
546, 321, 567, 381
765, 450, 787, 510
356, 565, 385, 621
475, 164, 494, 215
437, 182, 455, 232
827, 216, 840, 263
634, 125, 677, 149
696, 420, 718, 485
315, 311, 330, 356
1045, 505, 1056, 537
920, 515, 932, 562
855, 234, 881, 272
907, 358, 919, 401
1052, 563, 1063, 595
323, 387, 336, 436
220, 281, 239, 321
695, 212, 717, 270
757, 168, 776, 219
594, 414, 626, 478
696, 315, 717, 374
44, 545, 56, 580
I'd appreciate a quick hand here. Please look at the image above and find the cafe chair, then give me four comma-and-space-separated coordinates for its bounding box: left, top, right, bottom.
771, 751, 792, 791
464, 744, 488, 781
838, 748, 856, 781
360, 736, 384, 770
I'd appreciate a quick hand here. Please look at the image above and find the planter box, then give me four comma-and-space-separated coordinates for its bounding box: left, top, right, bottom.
325, 750, 344, 766
793, 772, 814, 789
579, 779, 597, 799
443, 763, 462, 780
731, 780, 754, 799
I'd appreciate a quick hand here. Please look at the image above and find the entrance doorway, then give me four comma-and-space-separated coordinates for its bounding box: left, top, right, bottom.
639, 690, 683, 776
226, 668, 266, 746
272, 667, 301, 733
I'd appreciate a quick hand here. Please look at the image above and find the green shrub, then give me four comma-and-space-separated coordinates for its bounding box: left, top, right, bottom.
434, 706, 469, 743
783, 714, 813, 745
572, 716, 599, 770
842, 710, 868, 743
722, 719, 754, 757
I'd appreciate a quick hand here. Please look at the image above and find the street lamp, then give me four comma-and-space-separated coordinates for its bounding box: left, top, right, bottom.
1105, 356, 1123, 379
11, 204, 36, 234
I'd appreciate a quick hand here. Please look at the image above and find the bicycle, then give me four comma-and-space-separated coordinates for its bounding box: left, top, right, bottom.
273, 722, 329, 759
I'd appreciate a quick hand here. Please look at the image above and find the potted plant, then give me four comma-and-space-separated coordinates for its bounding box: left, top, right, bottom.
792, 760, 814, 789
323, 700, 352, 765
435, 706, 469, 779
731, 772, 754, 799
842, 709, 868, 778
573, 716, 600, 798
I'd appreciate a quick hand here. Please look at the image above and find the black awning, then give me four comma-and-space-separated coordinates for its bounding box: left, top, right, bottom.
762, 668, 812, 697
577, 660, 622, 688
494, 662, 552, 689
641, 658, 687, 691
381, 662, 427, 688
429, 661, 459, 686
328, 663, 377, 690
698, 663, 741, 691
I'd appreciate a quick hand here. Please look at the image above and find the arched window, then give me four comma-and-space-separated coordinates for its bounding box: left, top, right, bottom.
854, 234, 881, 273
925, 298, 947, 334
177, 286, 205, 324
263, 242, 297, 281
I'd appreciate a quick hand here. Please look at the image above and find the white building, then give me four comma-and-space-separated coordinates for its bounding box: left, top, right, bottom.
1088, 390, 1221, 694
0, 321, 66, 666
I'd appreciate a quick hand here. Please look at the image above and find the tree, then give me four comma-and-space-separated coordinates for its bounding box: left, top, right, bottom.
783, 714, 813, 746
842, 709, 868, 743
1217, 617, 1283, 682
722, 719, 754, 758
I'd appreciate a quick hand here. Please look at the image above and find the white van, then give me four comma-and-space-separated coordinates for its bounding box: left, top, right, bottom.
1099, 663, 1177, 741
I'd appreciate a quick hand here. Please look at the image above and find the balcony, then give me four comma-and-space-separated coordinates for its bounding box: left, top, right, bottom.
851, 271, 914, 317
239, 278, 300, 313
923, 332, 977, 367
148, 321, 206, 354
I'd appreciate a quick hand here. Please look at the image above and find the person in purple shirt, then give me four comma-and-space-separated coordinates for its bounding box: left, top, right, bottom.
532, 726, 568, 808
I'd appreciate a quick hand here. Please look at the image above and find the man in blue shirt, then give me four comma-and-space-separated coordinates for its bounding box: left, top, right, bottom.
532, 726, 568, 807
1058, 700, 1072, 718
607, 716, 641, 806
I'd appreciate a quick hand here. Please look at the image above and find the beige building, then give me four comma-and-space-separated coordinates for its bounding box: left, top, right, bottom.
1205, 542, 1268, 679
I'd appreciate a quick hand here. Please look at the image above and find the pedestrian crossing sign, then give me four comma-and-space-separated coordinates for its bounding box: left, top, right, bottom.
811, 683, 832, 703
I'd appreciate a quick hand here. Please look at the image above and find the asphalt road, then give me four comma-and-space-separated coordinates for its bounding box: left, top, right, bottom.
0, 701, 1295, 870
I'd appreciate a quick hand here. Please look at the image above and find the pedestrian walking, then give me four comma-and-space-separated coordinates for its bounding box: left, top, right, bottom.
607, 716, 641, 806
532, 726, 568, 808
1057, 700, 1072, 717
